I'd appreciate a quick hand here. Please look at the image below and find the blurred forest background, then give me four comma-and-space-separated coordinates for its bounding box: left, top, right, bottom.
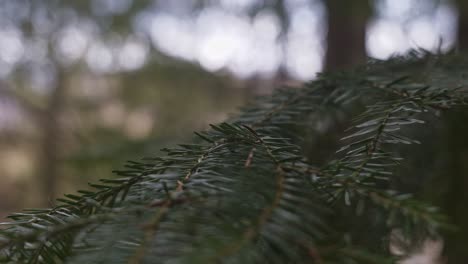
0, 0, 467, 221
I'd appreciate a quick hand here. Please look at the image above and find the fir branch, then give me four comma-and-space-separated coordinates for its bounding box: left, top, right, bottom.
2, 53, 468, 263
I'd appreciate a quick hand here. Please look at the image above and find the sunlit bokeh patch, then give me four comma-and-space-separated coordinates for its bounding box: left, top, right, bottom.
118, 36, 150, 72
367, 0, 458, 59
134, 0, 326, 80
0, 26, 24, 75
86, 41, 115, 73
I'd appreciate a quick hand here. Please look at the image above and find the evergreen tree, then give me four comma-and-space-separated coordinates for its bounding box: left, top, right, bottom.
1, 51, 468, 263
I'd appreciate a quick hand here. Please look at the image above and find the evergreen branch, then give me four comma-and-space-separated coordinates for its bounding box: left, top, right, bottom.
213, 126, 288, 259
128, 137, 231, 263
0, 208, 125, 263
214, 165, 286, 260
364, 190, 450, 229
2, 53, 468, 263
327, 83, 463, 193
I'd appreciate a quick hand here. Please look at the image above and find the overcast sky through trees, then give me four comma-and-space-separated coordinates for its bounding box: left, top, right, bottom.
0, 0, 458, 84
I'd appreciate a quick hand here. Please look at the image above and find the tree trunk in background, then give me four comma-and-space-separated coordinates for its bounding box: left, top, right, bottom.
456, 0, 468, 50
440, 111, 468, 263
38, 72, 66, 206
325, 0, 370, 71
444, 4, 468, 263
